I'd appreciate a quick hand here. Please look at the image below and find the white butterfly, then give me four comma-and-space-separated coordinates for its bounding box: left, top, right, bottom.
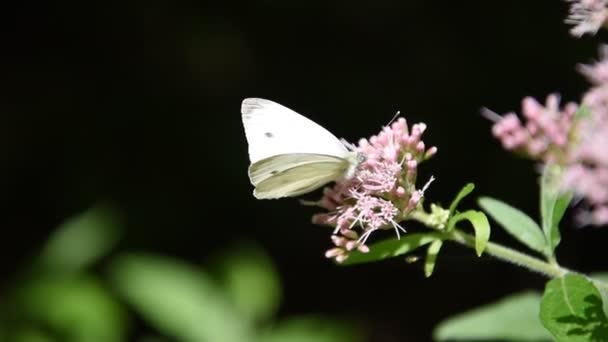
241, 98, 362, 199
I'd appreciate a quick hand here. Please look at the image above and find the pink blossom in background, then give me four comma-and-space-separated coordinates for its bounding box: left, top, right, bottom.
487, 94, 578, 164
488, 46, 608, 225
312, 118, 437, 263
562, 47, 608, 225
565, 0, 608, 37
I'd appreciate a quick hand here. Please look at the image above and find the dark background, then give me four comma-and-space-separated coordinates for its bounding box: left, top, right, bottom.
2, 0, 608, 340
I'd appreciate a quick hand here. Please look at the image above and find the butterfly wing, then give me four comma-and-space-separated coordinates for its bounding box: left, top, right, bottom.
251, 154, 351, 199
241, 98, 349, 163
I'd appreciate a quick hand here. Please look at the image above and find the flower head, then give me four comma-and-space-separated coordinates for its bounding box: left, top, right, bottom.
311, 117, 437, 262
565, 0, 608, 37
486, 94, 578, 164
488, 47, 608, 226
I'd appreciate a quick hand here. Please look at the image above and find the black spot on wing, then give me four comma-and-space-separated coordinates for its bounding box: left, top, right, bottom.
264, 132, 274, 138
270, 170, 278, 175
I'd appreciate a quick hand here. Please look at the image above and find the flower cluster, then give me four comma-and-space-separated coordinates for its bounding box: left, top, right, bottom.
487, 95, 578, 164
565, 0, 608, 37
488, 47, 608, 225
563, 48, 608, 225
312, 118, 437, 263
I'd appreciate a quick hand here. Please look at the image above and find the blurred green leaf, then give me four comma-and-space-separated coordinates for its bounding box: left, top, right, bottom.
260, 316, 362, 342
341, 233, 442, 265
38, 206, 121, 273
424, 239, 443, 277
449, 210, 490, 256
540, 165, 572, 256
434, 291, 551, 341
478, 196, 547, 255
18, 274, 127, 342
540, 274, 608, 341
12, 329, 54, 342
448, 183, 475, 216
215, 243, 281, 323
109, 253, 254, 342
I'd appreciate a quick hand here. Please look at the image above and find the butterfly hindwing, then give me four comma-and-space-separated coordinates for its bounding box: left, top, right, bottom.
251, 156, 350, 199
248, 153, 348, 186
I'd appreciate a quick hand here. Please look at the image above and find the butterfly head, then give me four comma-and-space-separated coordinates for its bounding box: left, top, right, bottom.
343, 151, 365, 180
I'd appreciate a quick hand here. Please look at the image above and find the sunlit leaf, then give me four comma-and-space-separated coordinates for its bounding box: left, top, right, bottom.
478, 196, 547, 255
214, 243, 281, 322
109, 253, 254, 342
448, 183, 475, 216
38, 206, 121, 273
540, 165, 572, 256
591, 273, 608, 324
434, 291, 551, 341
449, 210, 490, 256
540, 274, 608, 341
341, 233, 442, 265
260, 316, 362, 342
424, 240, 443, 278
18, 274, 127, 342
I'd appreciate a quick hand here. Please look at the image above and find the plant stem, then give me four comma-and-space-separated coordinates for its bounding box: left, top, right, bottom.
447, 228, 570, 278
409, 207, 608, 286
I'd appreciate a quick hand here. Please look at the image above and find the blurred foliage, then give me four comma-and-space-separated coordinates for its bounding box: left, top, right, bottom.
36, 206, 122, 273
0, 206, 361, 342
434, 291, 552, 341
109, 253, 255, 342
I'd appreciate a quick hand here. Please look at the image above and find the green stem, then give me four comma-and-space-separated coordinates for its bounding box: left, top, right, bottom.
448, 228, 570, 278
409, 207, 608, 286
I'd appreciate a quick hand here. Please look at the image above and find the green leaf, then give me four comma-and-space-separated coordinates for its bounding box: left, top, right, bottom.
260, 316, 362, 342
38, 206, 122, 273
340, 233, 442, 266
424, 240, 443, 278
434, 291, 551, 341
478, 196, 547, 255
214, 243, 281, 323
540, 274, 608, 341
590, 273, 608, 323
449, 183, 475, 216
449, 210, 490, 256
540, 165, 572, 255
109, 254, 254, 342
18, 274, 127, 342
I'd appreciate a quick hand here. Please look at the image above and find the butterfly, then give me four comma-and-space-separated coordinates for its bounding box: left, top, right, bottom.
241, 98, 363, 199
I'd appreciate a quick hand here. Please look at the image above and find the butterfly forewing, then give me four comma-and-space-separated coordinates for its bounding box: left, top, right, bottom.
241, 98, 349, 163
241, 98, 359, 199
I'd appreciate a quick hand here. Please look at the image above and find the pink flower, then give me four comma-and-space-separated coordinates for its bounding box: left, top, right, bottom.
562, 47, 608, 225
311, 118, 437, 263
565, 0, 608, 37
489, 47, 608, 226
486, 94, 578, 164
